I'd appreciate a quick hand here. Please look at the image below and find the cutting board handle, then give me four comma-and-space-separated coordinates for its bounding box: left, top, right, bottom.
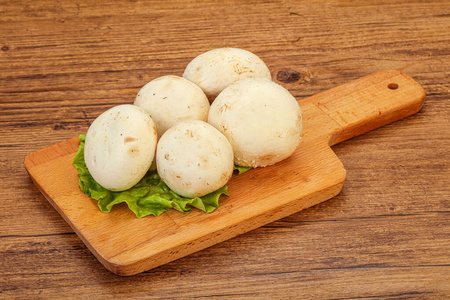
302, 70, 426, 146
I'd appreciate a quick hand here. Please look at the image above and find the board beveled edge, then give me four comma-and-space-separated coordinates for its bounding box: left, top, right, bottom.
24, 143, 115, 272
104, 167, 347, 276
24, 137, 80, 170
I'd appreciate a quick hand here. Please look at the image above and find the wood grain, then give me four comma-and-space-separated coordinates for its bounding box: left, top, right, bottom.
1, 0, 449, 297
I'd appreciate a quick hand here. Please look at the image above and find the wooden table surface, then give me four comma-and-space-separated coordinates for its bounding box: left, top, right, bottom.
1, 0, 449, 298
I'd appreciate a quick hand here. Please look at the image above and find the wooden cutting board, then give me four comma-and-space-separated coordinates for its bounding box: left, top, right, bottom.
24, 70, 425, 276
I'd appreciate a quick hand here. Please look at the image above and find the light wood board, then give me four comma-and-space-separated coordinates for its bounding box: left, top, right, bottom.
24, 70, 425, 276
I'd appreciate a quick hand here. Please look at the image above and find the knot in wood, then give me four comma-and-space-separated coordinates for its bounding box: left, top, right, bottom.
276, 69, 313, 84
276, 69, 301, 83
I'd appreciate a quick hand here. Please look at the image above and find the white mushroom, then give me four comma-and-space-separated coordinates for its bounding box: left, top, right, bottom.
208, 78, 302, 168
183, 48, 272, 101
134, 75, 210, 139
84, 104, 157, 191
156, 120, 234, 198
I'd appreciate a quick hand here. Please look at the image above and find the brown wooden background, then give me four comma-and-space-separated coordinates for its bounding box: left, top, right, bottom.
1, 0, 449, 298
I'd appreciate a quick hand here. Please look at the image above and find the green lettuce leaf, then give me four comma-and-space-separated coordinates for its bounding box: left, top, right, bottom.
73, 134, 229, 218
234, 164, 252, 174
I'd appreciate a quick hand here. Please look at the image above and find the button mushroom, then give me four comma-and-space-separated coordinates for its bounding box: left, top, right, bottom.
156, 120, 234, 198
208, 78, 302, 168
134, 75, 210, 139
183, 48, 272, 101
84, 104, 157, 191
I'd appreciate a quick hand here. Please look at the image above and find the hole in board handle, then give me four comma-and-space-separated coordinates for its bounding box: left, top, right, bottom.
388, 83, 399, 90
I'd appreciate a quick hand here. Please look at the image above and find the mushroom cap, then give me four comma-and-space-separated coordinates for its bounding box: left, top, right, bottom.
156, 120, 234, 198
84, 104, 157, 191
134, 75, 210, 138
208, 78, 302, 168
183, 48, 271, 101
